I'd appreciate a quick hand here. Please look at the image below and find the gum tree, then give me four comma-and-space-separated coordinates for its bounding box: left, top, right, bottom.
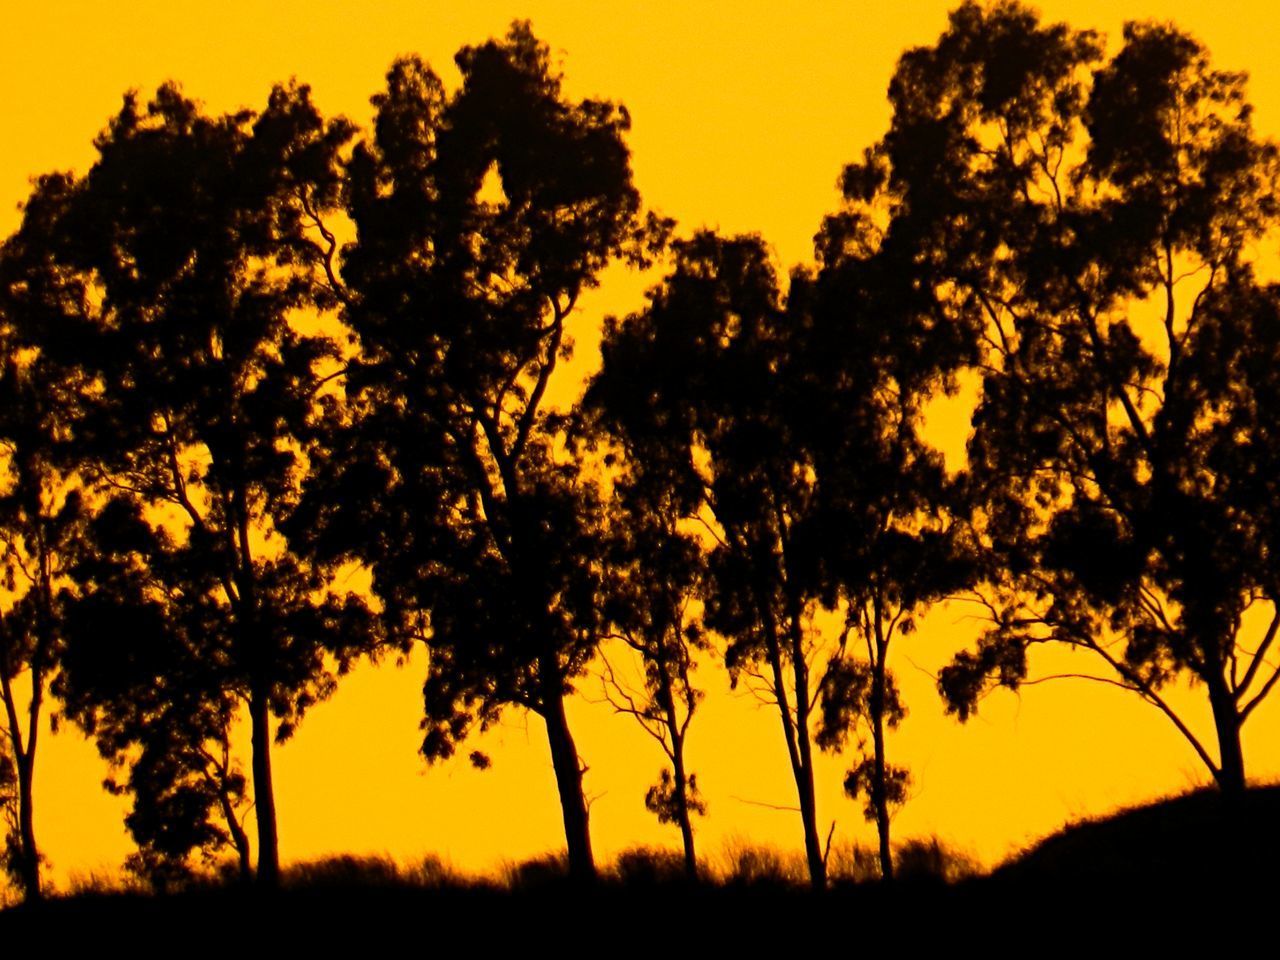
835, 1, 1280, 793
589, 232, 843, 888
288, 24, 650, 881
9, 81, 377, 885
0, 291, 93, 900
588, 433, 709, 880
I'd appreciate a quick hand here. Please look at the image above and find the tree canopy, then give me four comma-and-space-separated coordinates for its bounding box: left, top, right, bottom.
0, 290, 94, 900
5, 80, 380, 885
288, 22, 652, 881
826, 0, 1280, 793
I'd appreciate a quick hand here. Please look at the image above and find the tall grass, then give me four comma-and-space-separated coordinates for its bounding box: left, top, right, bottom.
3, 837, 982, 905
283, 853, 469, 890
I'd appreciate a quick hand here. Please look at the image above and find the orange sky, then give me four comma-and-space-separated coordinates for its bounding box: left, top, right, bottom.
3, 1, 1280, 889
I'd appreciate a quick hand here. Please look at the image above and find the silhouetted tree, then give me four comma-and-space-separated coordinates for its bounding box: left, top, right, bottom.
117, 722, 251, 890
589, 446, 708, 880
837, 0, 1280, 794
802, 107, 984, 879
590, 232, 856, 888
0, 285, 95, 900
56, 497, 253, 888
8, 82, 378, 885
0, 399, 62, 901
287, 24, 650, 882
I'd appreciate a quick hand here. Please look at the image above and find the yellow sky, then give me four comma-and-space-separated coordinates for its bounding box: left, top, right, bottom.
3, 1, 1280, 887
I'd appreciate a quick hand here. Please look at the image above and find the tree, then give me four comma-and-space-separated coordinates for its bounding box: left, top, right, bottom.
801, 98, 984, 880
590, 232, 852, 888
593, 227, 972, 886
57, 497, 253, 888
836, 0, 1280, 794
9, 81, 378, 885
0, 300, 94, 900
0, 199, 120, 900
287, 24, 650, 882
588, 439, 709, 880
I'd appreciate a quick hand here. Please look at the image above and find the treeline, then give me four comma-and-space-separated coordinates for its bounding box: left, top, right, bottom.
3, 1, 1280, 901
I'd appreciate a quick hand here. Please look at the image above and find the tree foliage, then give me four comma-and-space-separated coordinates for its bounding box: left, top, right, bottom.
288, 22, 653, 881
7, 80, 379, 883
832, 0, 1280, 792
584, 424, 710, 878
0, 305, 95, 900
590, 232, 849, 887
56, 497, 253, 888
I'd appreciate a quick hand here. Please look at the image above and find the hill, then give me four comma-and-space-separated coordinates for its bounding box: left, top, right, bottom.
990, 784, 1280, 890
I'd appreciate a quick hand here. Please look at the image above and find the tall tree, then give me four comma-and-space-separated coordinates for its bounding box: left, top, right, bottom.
0, 203, 115, 900
0, 323, 85, 901
590, 445, 708, 880
10, 81, 377, 885
287, 24, 648, 882
57, 497, 253, 888
802, 117, 982, 880
837, 0, 1280, 794
592, 226, 972, 887
0, 382, 81, 903
589, 232, 848, 888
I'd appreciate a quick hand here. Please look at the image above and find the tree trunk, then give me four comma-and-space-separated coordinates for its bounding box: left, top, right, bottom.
15, 751, 39, 901
655, 645, 698, 881
217, 776, 253, 885
794, 734, 826, 889
788, 618, 826, 889
1, 669, 40, 902
669, 731, 698, 881
762, 612, 826, 890
1208, 681, 1246, 797
540, 678, 596, 882
870, 671, 894, 882
249, 692, 280, 888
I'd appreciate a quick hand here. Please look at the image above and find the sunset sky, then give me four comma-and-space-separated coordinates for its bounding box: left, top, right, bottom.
3, 1, 1279, 887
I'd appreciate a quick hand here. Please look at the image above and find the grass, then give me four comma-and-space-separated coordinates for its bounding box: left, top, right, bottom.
283, 852, 470, 891
4, 785, 1274, 944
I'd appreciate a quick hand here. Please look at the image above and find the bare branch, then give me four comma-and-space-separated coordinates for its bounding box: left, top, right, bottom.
1235, 607, 1280, 700
1240, 658, 1280, 722
298, 187, 354, 309
730, 795, 802, 813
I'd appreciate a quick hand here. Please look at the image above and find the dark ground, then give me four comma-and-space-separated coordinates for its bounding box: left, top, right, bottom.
5, 786, 1276, 951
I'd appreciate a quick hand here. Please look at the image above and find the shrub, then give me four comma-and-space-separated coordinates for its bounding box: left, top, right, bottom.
608, 846, 688, 886
283, 854, 404, 890
500, 852, 570, 890
894, 837, 980, 884
714, 838, 807, 887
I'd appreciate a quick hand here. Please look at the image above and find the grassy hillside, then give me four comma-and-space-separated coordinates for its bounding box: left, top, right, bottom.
991, 784, 1280, 888
4, 786, 1276, 946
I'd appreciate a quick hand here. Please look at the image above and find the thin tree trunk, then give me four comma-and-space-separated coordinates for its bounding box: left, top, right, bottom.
540, 675, 595, 882
654, 638, 698, 881
15, 751, 39, 900
669, 730, 698, 881
216, 775, 253, 884
870, 671, 894, 881
789, 616, 826, 889
870, 607, 894, 882
1, 668, 40, 901
761, 617, 826, 889
249, 692, 280, 887
794, 731, 825, 888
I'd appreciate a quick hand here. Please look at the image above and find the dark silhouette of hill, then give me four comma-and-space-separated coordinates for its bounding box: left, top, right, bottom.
990, 784, 1280, 890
